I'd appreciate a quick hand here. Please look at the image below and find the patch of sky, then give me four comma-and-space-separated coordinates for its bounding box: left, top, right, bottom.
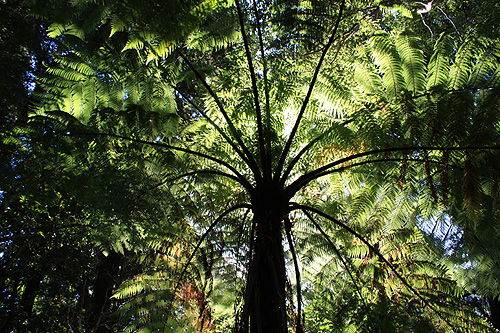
418, 214, 463, 256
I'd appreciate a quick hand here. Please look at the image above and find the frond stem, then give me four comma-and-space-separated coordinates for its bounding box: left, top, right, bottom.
286, 145, 500, 198
169, 203, 251, 324
280, 118, 354, 187
176, 49, 261, 179
252, 0, 272, 175
168, 169, 251, 192
274, 0, 346, 181
72, 131, 252, 190
311, 157, 457, 180
234, 0, 267, 180
292, 203, 456, 329
302, 209, 376, 333
174, 86, 255, 171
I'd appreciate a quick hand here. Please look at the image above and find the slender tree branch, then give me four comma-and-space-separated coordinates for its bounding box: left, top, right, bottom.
173, 86, 255, 170
285, 145, 500, 198
235, 0, 267, 180
291, 203, 456, 330
71, 131, 253, 190
274, 0, 346, 181
168, 204, 251, 325
284, 217, 303, 332
301, 210, 376, 333
435, 6, 460, 35
176, 49, 261, 178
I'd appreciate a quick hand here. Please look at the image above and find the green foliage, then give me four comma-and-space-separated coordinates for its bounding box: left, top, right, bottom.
298, 181, 493, 332
3, 0, 500, 332
0, 0, 48, 122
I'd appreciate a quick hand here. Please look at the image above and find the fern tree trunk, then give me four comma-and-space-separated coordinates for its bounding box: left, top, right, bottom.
245, 187, 288, 332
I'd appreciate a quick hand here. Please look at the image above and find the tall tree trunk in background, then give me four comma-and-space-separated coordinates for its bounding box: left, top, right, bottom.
19, 274, 42, 318
0, 274, 41, 332
489, 297, 500, 329
88, 251, 123, 333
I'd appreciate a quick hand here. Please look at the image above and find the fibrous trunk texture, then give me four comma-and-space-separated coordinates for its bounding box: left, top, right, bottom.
246, 208, 287, 333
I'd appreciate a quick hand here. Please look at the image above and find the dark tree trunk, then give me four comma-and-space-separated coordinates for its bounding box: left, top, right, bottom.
489, 297, 500, 330
245, 204, 287, 332
88, 251, 123, 333
7, 273, 43, 332
19, 274, 42, 317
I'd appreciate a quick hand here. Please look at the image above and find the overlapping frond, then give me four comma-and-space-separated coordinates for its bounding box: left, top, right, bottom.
396, 29, 426, 95
426, 33, 453, 91
371, 33, 406, 98
294, 179, 494, 332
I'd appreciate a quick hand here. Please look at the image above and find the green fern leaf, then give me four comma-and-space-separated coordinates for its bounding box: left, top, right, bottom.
426, 33, 453, 90
396, 30, 426, 95
449, 39, 475, 90
371, 34, 405, 98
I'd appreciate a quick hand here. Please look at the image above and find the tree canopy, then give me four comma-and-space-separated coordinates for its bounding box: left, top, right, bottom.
2, 0, 500, 332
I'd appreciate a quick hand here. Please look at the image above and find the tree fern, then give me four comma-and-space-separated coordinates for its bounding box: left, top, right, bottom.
13, 0, 500, 332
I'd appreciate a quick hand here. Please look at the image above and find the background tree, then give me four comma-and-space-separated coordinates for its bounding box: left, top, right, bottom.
0, 0, 49, 123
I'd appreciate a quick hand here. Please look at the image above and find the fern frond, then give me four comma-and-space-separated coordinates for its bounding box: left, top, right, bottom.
370, 34, 405, 98
448, 39, 475, 90
426, 33, 453, 90
396, 30, 426, 95
353, 62, 384, 96
468, 38, 498, 89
